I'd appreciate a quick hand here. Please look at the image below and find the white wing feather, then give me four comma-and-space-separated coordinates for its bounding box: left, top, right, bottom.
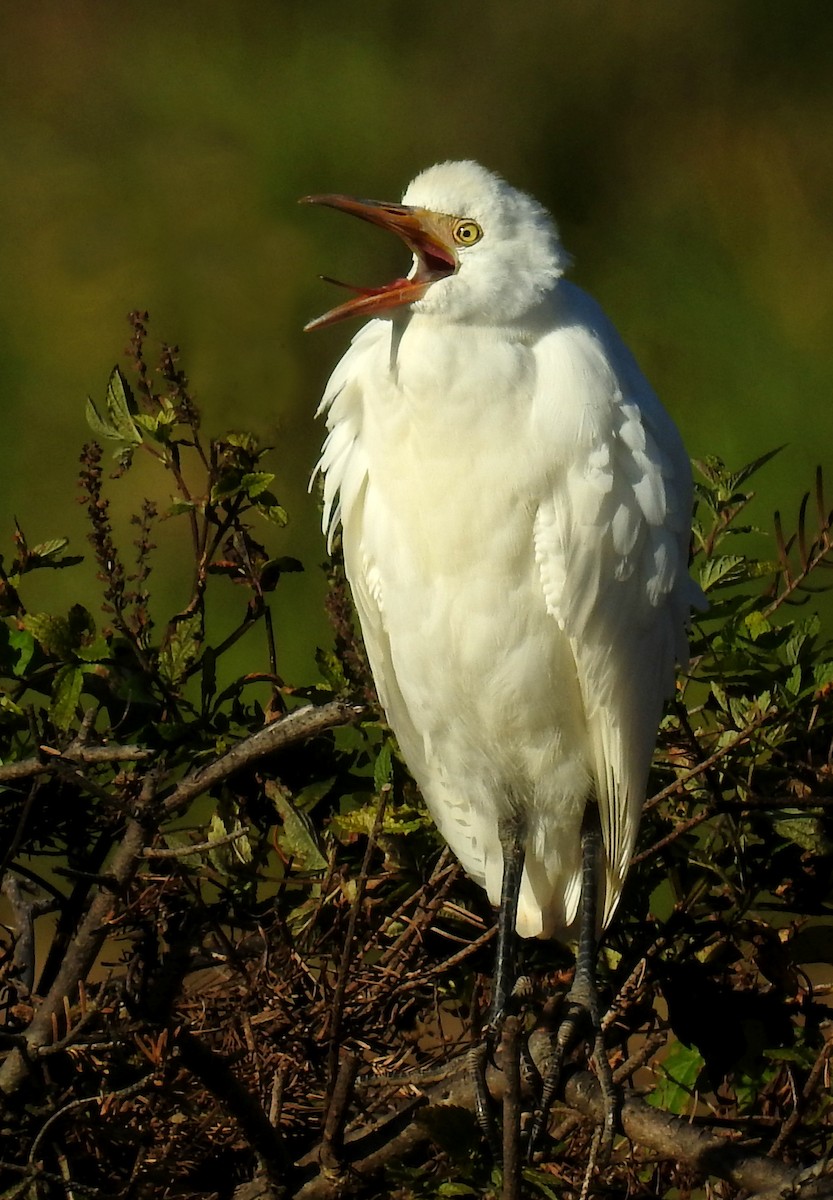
531, 284, 699, 925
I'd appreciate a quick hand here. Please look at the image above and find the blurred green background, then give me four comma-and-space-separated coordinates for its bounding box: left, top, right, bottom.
2, 0, 833, 683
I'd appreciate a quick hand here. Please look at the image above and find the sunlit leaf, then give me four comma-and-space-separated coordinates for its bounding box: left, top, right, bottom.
86, 366, 142, 447
699, 555, 747, 592
266, 780, 328, 872
773, 812, 832, 855
50, 663, 85, 730
646, 1041, 705, 1114
240, 471, 275, 499
158, 611, 203, 686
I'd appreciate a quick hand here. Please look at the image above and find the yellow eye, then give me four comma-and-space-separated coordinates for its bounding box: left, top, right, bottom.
452, 219, 483, 247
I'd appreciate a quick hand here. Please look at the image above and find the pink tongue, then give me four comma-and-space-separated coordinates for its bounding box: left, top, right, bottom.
321, 274, 410, 297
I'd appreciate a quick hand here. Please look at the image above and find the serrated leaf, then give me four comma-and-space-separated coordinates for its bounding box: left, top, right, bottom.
31, 538, 69, 561
331, 801, 424, 840
266, 780, 327, 872
726, 445, 785, 492
135, 408, 177, 442
75, 635, 110, 664
785, 664, 802, 696
161, 831, 203, 869
240, 471, 275, 499
743, 610, 771, 642
166, 498, 199, 517
210, 472, 243, 503
158, 612, 203, 686
0, 692, 25, 718
208, 810, 253, 872
373, 742, 393, 793
699, 554, 747, 592
7, 626, 36, 675
415, 1103, 480, 1156
256, 501, 289, 526
773, 812, 832, 855
646, 1041, 705, 1114
23, 612, 73, 657
259, 555, 303, 592
50, 663, 84, 730
86, 366, 142, 446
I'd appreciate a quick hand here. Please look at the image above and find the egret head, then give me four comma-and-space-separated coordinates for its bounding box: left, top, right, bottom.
302, 160, 571, 331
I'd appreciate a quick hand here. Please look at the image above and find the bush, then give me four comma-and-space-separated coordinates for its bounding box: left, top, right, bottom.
1, 318, 832, 1199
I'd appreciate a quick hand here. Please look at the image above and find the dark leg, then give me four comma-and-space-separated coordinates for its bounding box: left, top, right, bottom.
489, 815, 527, 1028
527, 807, 617, 1159
470, 813, 526, 1143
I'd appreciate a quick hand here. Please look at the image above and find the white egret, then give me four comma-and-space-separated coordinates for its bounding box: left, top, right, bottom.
303, 161, 700, 1144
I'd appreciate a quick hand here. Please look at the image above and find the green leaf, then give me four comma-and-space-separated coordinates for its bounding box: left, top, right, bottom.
165, 497, 200, 519
813, 660, 833, 691
773, 812, 832, 855
86, 366, 142, 447
646, 1041, 705, 1114
743, 610, 772, 642
699, 555, 747, 592
161, 831, 203, 869
240, 471, 275, 499
373, 741, 393, 793
259, 555, 303, 592
726, 445, 785, 492
7, 626, 36, 675
158, 612, 203, 686
0, 692, 25, 718
785, 664, 802, 697
135, 407, 178, 442
50, 663, 85, 730
30, 537, 69, 560
208, 810, 253, 873
266, 780, 328, 872
210, 471, 243, 503
23, 612, 73, 658
331, 800, 425, 840
256, 499, 289, 526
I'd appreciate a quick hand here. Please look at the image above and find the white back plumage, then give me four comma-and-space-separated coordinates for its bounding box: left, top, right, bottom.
313, 161, 700, 939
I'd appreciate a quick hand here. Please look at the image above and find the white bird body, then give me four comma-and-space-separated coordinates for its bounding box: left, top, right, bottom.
308, 162, 699, 941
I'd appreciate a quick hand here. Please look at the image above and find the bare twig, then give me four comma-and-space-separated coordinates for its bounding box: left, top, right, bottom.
320, 1050, 359, 1175
161, 701, 362, 816
500, 1015, 523, 1200
324, 786, 388, 1103
0, 743, 153, 784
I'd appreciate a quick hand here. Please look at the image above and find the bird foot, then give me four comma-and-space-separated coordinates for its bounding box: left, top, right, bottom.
525, 983, 618, 1163
469, 974, 536, 1152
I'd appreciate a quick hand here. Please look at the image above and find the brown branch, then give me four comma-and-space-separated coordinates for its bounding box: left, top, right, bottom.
320, 1050, 359, 1176
501, 1016, 523, 1200
142, 827, 250, 858
324, 786, 388, 1105
0, 770, 162, 1098
176, 1026, 291, 1180
0, 743, 153, 783
563, 1072, 830, 1198
296, 1062, 829, 1200
646, 707, 774, 812
0, 703, 361, 1102
160, 700, 362, 816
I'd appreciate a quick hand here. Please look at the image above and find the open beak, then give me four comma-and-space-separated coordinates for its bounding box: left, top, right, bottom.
300, 194, 458, 331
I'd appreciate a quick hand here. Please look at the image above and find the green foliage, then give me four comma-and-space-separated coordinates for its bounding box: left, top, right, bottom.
2, 331, 833, 1198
